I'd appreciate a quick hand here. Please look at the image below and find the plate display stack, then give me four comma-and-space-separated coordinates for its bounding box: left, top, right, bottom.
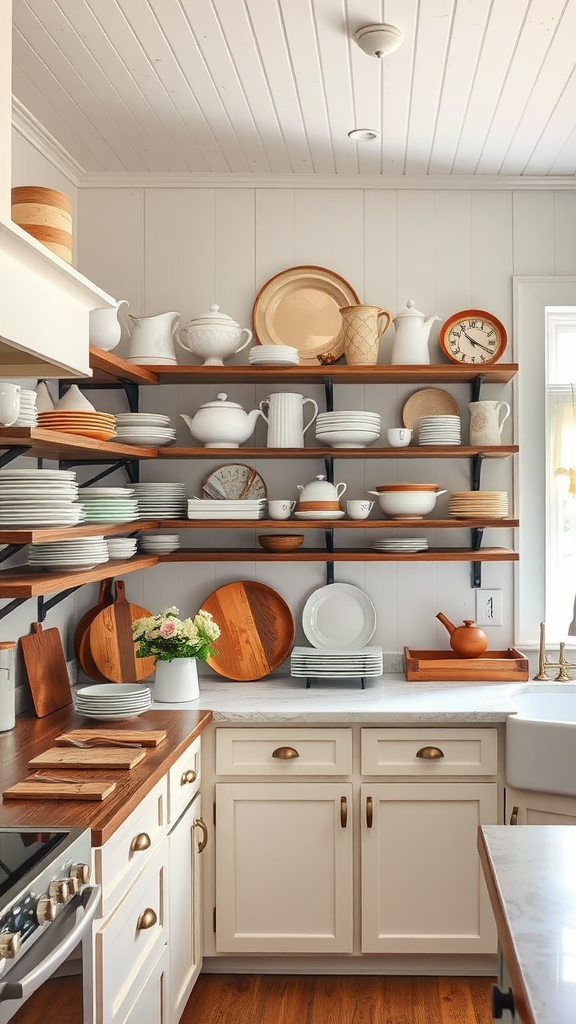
13, 389, 38, 428
417, 415, 461, 445
74, 683, 152, 721
290, 647, 383, 679
77, 487, 139, 524
139, 534, 181, 554
0, 468, 83, 527
248, 345, 299, 367
291, 583, 382, 686
115, 413, 176, 446
37, 409, 117, 441
372, 537, 429, 553
27, 536, 109, 571
132, 482, 187, 519
187, 499, 266, 520
448, 491, 509, 518
315, 410, 381, 449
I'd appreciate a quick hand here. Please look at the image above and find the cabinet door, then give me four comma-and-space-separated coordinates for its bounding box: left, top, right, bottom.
120, 945, 168, 1024
215, 782, 353, 953
361, 782, 498, 954
505, 786, 576, 824
168, 791, 204, 1024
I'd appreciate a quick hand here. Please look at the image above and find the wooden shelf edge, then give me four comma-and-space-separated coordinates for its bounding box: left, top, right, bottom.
0, 427, 158, 460
158, 547, 518, 563
88, 346, 159, 385
146, 363, 519, 385
0, 522, 160, 544
158, 518, 519, 529
158, 445, 518, 460
0, 554, 159, 598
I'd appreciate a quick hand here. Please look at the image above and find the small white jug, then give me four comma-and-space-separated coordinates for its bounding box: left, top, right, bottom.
0, 383, 21, 426
89, 299, 129, 352
259, 393, 319, 448
469, 400, 510, 446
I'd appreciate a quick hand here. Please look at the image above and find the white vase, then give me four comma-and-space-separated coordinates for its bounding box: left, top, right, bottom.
153, 657, 199, 703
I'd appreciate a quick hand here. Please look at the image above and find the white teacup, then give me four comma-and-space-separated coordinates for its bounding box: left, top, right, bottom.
345, 500, 374, 520
268, 499, 296, 520
387, 427, 412, 447
0, 383, 21, 427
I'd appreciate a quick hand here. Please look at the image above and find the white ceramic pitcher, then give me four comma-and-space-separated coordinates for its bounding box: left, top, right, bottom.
126, 310, 180, 365
468, 400, 510, 446
259, 393, 319, 448
89, 299, 129, 352
0, 383, 21, 426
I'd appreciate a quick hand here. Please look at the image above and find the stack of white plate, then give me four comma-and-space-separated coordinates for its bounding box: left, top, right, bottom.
187, 499, 267, 520
448, 491, 509, 519
132, 482, 187, 519
249, 345, 299, 367
0, 468, 83, 527
315, 410, 381, 449
14, 389, 38, 428
28, 536, 109, 571
106, 537, 138, 559
417, 415, 461, 445
115, 413, 176, 447
139, 534, 181, 554
372, 537, 429, 553
77, 487, 139, 524
74, 683, 152, 721
290, 646, 383, 679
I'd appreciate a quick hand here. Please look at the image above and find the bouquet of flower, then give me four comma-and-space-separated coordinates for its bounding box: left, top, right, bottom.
132, 606, 220, 663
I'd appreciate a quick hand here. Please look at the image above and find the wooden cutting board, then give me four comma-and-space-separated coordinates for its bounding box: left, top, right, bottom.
201, 580, 295, 680
20, 623, 72, 718
3, 780, 116, 801
55, 728, 167, 747
78, 579, 117, 683
29, 746, 147, 770
73, 577, 114, 659
87, 580, 156, 683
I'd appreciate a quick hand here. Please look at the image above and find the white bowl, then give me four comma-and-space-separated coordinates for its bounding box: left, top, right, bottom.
371, 490, 443, 519
316, 428, 380, 448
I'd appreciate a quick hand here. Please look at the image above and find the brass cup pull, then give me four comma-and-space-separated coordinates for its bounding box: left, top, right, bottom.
181, 769, 197, 785
130, 832, 151, 853
510, 806, 519, 826
272, 746, 299, 759
194, 816, 208, 853
416, 746, 444, 760
366, 796, 373, 829
340, 796, 348, 828
136, 908, 157, 931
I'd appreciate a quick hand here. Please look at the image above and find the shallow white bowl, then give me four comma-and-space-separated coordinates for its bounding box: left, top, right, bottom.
373, 490, 440, 518
315, 428, 380, 447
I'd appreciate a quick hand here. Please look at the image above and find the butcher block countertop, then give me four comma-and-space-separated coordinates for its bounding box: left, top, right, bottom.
0, 706, 212, 845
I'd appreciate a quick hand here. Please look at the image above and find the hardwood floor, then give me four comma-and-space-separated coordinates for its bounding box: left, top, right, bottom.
181, 974, 496, 1024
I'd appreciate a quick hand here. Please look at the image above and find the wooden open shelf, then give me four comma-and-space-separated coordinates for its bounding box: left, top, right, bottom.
144, 363, 519, 386
87, 346, 159, 385
159, 444, 518, 460
160, 518, 518, 530
0, 521, 159, 545
0, 555, 159, 598
159, 547, 518, 563
0, 427, 156, 461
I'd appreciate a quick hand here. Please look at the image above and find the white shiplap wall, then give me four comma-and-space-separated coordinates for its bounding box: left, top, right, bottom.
72, 182, 576, 666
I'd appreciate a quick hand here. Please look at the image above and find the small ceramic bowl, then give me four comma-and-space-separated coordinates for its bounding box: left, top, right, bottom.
258, 534, 305, 552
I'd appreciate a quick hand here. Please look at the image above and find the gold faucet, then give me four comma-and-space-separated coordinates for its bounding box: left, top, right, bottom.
535, 622, 576, 681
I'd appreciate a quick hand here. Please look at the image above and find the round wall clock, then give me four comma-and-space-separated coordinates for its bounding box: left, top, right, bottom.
438, 309, 507, 365
201, 463, 267, 500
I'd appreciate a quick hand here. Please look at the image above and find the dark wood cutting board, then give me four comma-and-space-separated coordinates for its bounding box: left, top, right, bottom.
201, 579, 295, 680
3, 780, 116, 801
29, 746, 147, 770
87, 580, 156, 683
20, 623, 72, 718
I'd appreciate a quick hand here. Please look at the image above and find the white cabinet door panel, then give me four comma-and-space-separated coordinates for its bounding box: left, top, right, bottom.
505, 787, 576, 825
168, 792, 203, 1024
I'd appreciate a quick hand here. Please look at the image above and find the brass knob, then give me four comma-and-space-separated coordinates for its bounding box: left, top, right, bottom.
366, 796, 373, 829
0, 933, 21, 959
49, 879, 70, 904
70, 863, 90, 885
272, 746, 299, 759
136, 908, 157, 931
416, 746, 444, 760
130, 832, 151, 853
510, 806, 519, 826
181, 769, 197, 785
340, 796, 348, 828
36, 896, 57, 925
194, 817, 208, 853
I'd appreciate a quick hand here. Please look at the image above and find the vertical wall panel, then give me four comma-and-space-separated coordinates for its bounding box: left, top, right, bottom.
553, 192, 576, 275
512, 191, 555, 277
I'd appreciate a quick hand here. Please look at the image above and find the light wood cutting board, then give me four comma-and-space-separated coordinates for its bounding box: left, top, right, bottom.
29, 746, 147, 770
87, 580, 156, 683
20, 623, 72, 718
55, 729, 167, 747
3, 780, 116, 801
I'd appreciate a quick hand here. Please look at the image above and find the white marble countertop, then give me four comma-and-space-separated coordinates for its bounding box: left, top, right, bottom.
479, 825, 576, 1024
150, 673, 528, 721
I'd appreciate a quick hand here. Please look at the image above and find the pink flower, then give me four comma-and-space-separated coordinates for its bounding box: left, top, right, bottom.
159, 619, 178, 639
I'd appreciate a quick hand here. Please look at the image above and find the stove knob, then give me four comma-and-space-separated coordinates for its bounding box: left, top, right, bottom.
0, 933, 21, 959
36, 897, 57, 924
49, 879, 71, 904
66, 876, 80, 896
70, 863, 90, 886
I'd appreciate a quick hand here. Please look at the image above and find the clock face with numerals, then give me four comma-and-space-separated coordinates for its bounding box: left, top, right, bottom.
438, 309, 507, 366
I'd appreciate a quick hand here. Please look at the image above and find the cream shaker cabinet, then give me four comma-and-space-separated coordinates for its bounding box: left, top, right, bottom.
505, 786, 576, 825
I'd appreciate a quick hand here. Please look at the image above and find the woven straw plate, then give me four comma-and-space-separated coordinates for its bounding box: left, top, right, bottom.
402, 389, 459, 429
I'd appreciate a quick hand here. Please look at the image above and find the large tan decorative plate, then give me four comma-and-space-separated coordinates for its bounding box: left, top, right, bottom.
402, 389, 459, 429
252, 265, 360, 366
202, 580, 295, 680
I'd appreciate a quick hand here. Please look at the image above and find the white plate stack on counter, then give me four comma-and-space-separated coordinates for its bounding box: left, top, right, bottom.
290, 583, 383, 686
74, 683, 152, 721
0, 468, 83, 526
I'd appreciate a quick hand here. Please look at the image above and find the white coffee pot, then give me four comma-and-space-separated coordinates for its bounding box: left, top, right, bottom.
177, 304, 253, 365
391, 300, 440, 365
180, 393, 262, 448
126, 310, 179, 365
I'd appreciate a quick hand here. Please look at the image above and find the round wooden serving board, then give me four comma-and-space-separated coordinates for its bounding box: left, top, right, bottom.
201, 580, 295, 680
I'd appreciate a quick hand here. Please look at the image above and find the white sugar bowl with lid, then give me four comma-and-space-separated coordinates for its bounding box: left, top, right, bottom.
177, 304, 253, 365
180, 394, 262, 448
297, 474, 347, 504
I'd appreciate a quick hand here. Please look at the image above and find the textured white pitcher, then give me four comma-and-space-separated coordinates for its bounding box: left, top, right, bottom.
153, 658, 199, 702
468, 400, 510, 446
259, 393, 318, 448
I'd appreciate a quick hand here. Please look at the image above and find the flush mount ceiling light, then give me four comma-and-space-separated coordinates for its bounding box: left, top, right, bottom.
355, 23, 403, 58
348, 128, 379, 142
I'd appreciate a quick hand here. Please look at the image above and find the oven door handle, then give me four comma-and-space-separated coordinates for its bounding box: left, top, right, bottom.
0, 885, 101, 1005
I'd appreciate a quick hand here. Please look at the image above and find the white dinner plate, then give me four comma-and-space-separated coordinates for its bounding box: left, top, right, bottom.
302, 583, 377, 650
293, 511, 346, 520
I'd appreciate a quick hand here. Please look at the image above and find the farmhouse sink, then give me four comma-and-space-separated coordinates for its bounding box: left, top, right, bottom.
506, 684, 576, 797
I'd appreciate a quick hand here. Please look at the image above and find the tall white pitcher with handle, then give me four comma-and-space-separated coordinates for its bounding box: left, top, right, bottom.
468, 400, 510, 446
259, 393, 318, 448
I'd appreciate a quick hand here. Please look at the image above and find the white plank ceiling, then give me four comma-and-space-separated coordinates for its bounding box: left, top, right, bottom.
11, 0, 576, 177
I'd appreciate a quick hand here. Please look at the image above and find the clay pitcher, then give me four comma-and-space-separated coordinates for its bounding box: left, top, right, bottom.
468, 400, 510, 446
339, 305, 391, 366
436, 612, 489, 658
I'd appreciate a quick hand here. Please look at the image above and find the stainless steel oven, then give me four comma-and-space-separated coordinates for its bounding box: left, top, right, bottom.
0, 827, 100, 1024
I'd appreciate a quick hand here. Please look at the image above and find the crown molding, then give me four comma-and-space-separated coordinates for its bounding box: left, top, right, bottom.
79, 170, 576, 191
12, 98, 84, 188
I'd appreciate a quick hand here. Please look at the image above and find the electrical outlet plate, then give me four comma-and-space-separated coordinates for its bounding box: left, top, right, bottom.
475, 590, 503, 626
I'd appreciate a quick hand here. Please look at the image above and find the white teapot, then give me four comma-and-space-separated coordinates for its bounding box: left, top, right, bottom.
180, 393, 262, 448
297, 474, 347, 503
391, 300, 440, 365
177, 304, 253, 365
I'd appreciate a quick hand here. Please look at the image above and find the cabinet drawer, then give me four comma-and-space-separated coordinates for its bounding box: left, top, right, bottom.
168, 735, 201, 824
361, 728, 498, 777
94, 776, 167, 919
95, 844, 167, 1024
216, 728, 352, 776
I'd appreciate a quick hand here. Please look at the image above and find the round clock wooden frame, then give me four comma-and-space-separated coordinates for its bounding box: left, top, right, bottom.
438, 308, 507, 366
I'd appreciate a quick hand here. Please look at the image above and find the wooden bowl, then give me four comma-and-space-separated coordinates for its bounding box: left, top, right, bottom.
258, 534, 305, 552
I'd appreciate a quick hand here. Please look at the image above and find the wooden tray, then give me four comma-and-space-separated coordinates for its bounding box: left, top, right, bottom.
404, 647, 529, 682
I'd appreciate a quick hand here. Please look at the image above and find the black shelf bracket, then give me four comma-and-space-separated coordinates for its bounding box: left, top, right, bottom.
0, 447, 31, 470
470, 373, 485, 404
0, 597, 29, 622
323, 454, 334, 483
471, 453, 485, 491
325, 528, 335, 585
323, 376, 334, 413
470, 527, 485, 588
37, 585, 83, 623
0, 544, 25, 566
58, 458, 140, 487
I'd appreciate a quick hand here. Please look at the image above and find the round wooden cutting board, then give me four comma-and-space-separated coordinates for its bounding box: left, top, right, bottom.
201, 580, 295, 680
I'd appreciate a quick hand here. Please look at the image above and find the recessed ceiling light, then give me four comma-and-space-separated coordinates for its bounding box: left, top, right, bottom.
348, 128, 379, 142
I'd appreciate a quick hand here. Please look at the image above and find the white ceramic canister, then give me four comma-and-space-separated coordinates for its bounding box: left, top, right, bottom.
259, 393, 319, 448
0, 641, 16, 732
468, 400, 511, 446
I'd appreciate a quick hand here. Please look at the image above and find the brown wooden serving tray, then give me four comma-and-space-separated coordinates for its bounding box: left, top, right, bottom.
404, 647, 529, 682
